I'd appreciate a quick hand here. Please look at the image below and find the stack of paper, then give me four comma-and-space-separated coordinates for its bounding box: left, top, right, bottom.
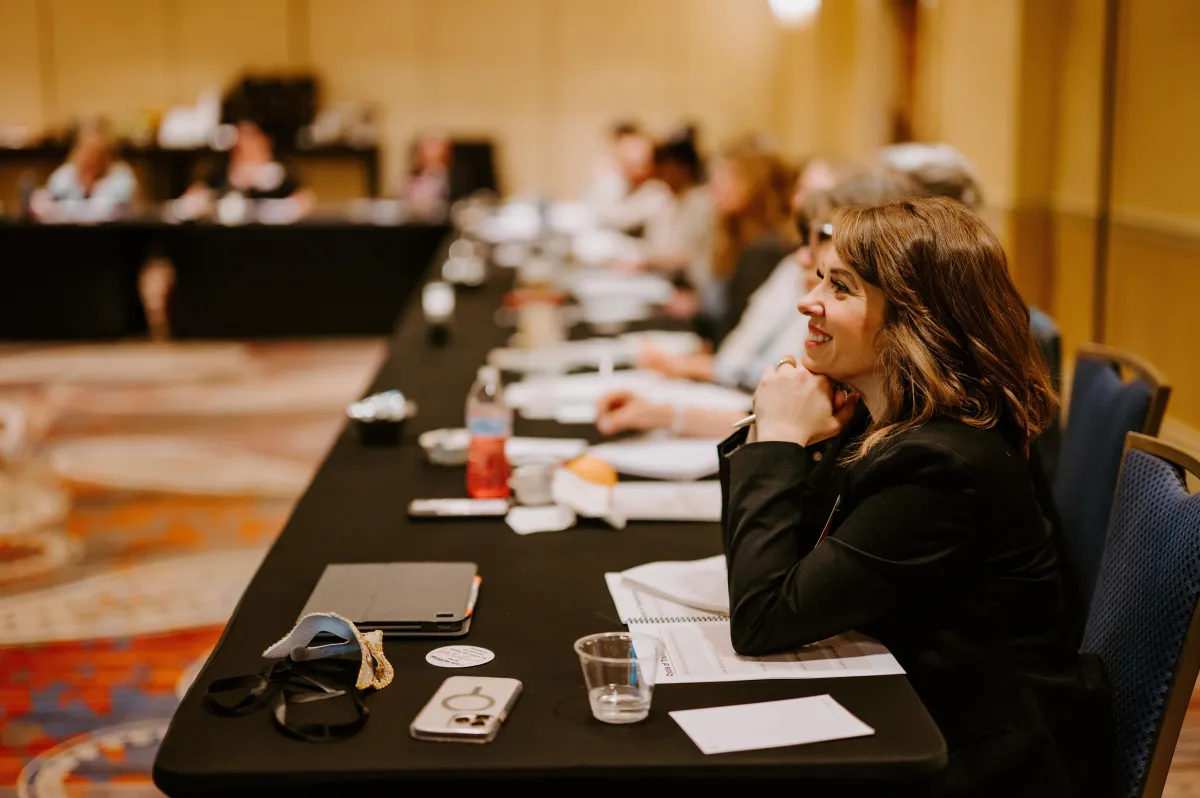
587, 437, 722, 480
616, 554, 729, 613
561, 269, 676, 305
504, 370, 751, 425
488, 331, 703, 375
610, 482, 722, 522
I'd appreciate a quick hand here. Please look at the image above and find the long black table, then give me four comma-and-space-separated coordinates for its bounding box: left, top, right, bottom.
0, 220, 150, 340
0, 213, 449, 340
164, 219, 449, 338
153, 260, 947, 793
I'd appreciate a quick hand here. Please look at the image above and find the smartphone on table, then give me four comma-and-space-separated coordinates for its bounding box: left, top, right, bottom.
410, 676, 523, 744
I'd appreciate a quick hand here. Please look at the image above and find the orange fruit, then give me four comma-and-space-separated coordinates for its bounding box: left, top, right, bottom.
564, 455, 618, 487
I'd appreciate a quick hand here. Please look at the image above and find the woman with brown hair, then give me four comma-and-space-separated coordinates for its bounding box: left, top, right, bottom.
675, 135, 797, 343
723, 196, 1090, 796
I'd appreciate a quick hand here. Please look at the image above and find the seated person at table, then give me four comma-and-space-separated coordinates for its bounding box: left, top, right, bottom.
877, 141, 983, 209
32, 118, 137, 219
581, 121, 668, 235
633, 156, 867, 388
594, 167, 920, 438
722, 197, 1091, 797
178, 116, 313, 216
665, 135, 797, 344
611, 125, 711, 278
398, 132, 453, 221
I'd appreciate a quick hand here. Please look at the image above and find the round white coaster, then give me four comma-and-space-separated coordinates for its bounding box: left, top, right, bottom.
425, 645, 496, 669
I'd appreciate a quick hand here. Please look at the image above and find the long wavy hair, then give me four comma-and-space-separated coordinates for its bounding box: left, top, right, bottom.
711, 137, 796, 279
834, 196, 1057, 459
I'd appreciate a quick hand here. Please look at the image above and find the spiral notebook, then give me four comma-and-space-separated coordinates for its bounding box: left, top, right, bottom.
604, 564, 904, 684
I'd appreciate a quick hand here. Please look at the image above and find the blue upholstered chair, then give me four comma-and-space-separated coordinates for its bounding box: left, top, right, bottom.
1081, 432, 1200, 798
1029, 306, 1064, 483
1054, 345, 1170, 618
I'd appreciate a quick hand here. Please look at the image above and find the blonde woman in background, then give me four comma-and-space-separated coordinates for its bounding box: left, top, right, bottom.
33, 118, 137, 220
671, 135, 798, 345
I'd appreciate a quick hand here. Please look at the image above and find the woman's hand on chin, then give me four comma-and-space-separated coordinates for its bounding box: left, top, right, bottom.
752, 361, 858, 446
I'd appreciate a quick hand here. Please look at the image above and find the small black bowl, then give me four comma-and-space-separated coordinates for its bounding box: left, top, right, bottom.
347, 390, 418, 447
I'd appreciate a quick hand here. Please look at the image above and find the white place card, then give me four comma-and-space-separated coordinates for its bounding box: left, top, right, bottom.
669, 695, 875, 755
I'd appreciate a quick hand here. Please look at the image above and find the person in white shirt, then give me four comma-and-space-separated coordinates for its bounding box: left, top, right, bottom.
613, 126, 712, 278
595, 167, 922, 438
633, 154, 852, 389
582, 121, 669, 234
32, 118, 137, 220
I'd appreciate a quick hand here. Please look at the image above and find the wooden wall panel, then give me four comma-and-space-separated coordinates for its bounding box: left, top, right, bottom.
0, 0, 44, 130
306, 0, 419, 194
50, 0, 170, 127
173, 0, 291, 104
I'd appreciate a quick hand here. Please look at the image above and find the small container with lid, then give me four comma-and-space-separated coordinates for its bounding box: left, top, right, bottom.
346, 389, 419, 446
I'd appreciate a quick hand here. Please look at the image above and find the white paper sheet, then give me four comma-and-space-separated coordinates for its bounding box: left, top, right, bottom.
563, 269, 674, 304
617, 554, 729, 612
504, 371, 751, 422
587, 437, 721, 480
670, 695, 875, 755
553, 404, 599, 425
610, 482, 722, 523
505, 437, 588, 466
604, 574, 905, 683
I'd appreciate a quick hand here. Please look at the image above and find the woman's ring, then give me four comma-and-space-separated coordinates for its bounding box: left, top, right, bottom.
776, 356, 797, 370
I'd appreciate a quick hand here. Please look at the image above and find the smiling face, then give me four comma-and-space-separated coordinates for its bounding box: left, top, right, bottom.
796, 246, 887, 392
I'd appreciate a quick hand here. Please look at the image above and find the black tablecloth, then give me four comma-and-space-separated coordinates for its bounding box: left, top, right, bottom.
164, 221, 449, 338
153, 261, 946, 794
0, 220, 150, 340
0, 214, 449, 340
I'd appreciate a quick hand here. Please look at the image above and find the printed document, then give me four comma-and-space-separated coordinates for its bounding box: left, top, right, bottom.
605, 571, 904, 684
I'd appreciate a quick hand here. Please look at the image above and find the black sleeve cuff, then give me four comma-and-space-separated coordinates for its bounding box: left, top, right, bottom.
728, 440, 811, 484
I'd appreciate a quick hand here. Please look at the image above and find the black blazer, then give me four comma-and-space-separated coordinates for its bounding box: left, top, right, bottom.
719, 411, 1092, 798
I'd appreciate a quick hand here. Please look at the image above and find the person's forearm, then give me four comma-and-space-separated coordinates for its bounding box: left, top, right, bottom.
671, 406, 744, 437
644, 251, 691, 273
677, 353, 715, 382
723, 442, 850, 655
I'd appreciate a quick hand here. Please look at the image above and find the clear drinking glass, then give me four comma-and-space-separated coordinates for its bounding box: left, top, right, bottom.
574, 632, 662, 724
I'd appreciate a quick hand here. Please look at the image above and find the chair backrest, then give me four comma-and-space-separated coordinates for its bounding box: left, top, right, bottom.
1082, 433, 1200, 798
1029, 306, 1064, 484
449, 140, 499, 202
1054, 344, 1171, 616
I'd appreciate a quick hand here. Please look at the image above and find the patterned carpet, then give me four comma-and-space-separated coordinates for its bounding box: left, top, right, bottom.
0, 338, 1197, 795
0, 339, 384, 796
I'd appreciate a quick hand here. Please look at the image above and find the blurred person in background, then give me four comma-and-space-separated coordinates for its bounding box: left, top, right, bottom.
31, 118, 137, 220
877, 142, 983, 209
583, 120, 667, 234
398, 131, 453, 221
791, 153, 860, 213
612, 125, 711, 277
597, 166, 921, 439
178, 115, 314, 217
667, 135, 797, 345
635, 153, 840, 386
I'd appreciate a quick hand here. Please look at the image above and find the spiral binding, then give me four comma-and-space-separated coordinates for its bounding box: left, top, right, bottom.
625, 616, 728, 624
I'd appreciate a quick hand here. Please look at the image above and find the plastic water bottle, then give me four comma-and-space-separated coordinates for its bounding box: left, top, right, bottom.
466, 365, 512, 499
